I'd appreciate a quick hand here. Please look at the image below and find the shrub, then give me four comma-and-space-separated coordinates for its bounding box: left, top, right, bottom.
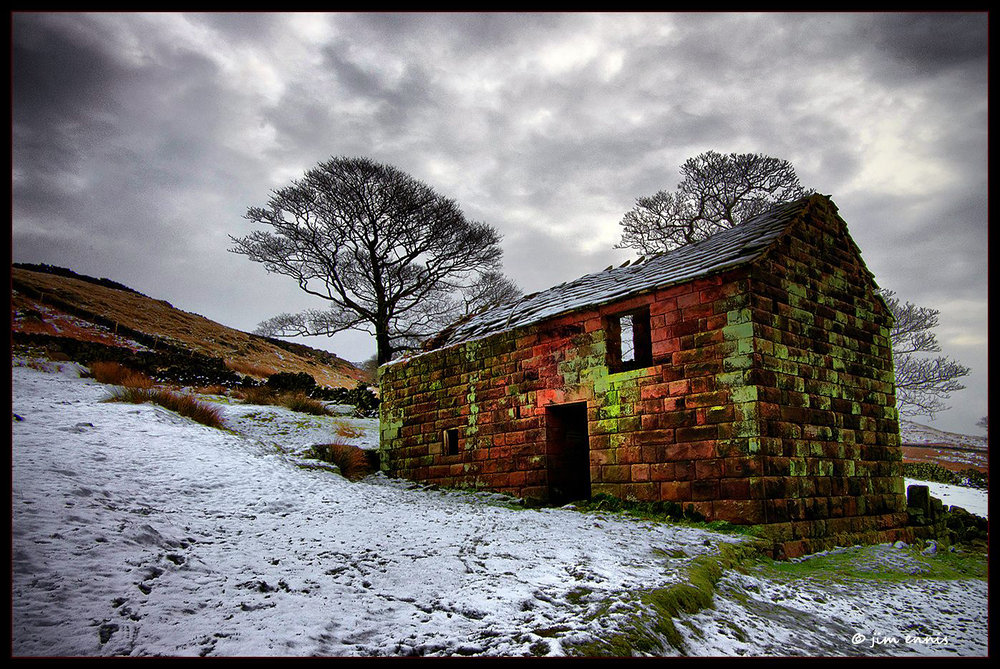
307, 442, 375, 481
105, 386, 226, 430
280, 393, 335, 416
266, 371, 317, 393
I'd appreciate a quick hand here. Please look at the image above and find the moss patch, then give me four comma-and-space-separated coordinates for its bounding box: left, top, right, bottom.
751, 544, 988, 583
566, 540, 765, 656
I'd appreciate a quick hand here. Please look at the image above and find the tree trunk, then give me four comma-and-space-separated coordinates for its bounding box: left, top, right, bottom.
375, 327, 393, 366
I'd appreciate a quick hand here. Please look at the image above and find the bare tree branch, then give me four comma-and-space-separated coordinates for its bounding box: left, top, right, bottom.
231, 156, 513, 364
879, 289, 970, 419
617, 151, 810, 253
461, 270, 523, 316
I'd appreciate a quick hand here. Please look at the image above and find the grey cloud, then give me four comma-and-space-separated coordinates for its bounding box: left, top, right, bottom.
196, 12, 285, 43
348, 12, 575, 53
11, 12, 988, 432
12, 15, 124, 125
867, 13, 988, 77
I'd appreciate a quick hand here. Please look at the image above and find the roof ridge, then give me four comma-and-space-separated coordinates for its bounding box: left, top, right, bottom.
423, 195, 825, 352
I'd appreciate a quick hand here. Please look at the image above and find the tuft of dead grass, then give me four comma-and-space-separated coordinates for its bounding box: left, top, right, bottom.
334, 421, 365, 439
234, 385, 279, 405
105, 386, 226, 430
234, 387, 339, 418
280, 393, 335, 416
307, 442, 374, 481
224, 359, 277, 379
90, 361, 154, 388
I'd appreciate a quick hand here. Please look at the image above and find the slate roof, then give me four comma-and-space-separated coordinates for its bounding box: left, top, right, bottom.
425, 195, 824, 352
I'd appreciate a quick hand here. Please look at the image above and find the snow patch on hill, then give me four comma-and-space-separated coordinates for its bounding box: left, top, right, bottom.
899, 419, 987, 450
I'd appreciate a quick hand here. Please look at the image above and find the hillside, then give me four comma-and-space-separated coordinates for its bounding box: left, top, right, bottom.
11, 265, 368, 389
900, 418, 988, 450
899, 419, 988, 473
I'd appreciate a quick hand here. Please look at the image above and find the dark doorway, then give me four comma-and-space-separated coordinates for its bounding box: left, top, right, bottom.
545, 402, 591, 504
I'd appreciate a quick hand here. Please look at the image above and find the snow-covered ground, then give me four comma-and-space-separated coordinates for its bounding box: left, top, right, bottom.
11, 361, 989, 657
903, 478, 987, 518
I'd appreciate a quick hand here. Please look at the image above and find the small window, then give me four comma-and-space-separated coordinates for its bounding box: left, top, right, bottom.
620, 314, 636, 363
607, 307, 652, 372
443, 428, 460, 456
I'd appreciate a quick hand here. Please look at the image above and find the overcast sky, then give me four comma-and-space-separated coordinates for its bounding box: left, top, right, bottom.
12, 12, 988, 434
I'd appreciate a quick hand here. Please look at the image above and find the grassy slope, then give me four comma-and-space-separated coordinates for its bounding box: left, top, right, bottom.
12, 266, 368, 389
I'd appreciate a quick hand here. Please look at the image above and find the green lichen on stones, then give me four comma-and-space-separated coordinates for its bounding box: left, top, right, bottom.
722, 321, 754, 342
566, 541, 765, 656
729, 385, 758, 404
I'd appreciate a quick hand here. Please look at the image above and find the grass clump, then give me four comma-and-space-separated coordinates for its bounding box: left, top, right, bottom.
105, 386, 226, 430
234, 386, 335, 416
334, 421, 366, 439
306, 442, 375, 481
577, 493, 757, 536
580, 493, 707, 522
280, 393, 335, 416
234, 385, 278, 405
192, 384, 229, 397
89, 361, 154, 388
754, 543, 988, 582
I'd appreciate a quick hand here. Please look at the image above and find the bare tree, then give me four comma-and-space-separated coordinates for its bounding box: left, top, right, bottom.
230, 156, 509, 365
617, 151, 810, 253
354, 354, 380, 382
976, 416, 988, 441
880, 290, 970, 419
461, 270, 522, 316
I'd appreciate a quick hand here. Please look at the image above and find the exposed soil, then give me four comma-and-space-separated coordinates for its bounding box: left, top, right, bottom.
901, 445, 988, 473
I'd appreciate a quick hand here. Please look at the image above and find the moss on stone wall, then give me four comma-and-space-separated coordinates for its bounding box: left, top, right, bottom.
379, 197, 907, 555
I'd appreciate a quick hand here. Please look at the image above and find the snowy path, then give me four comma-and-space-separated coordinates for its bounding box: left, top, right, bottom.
11, 362, 989, 657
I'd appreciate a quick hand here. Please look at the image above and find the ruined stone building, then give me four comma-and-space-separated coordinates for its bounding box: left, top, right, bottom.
378, 194, 911, 557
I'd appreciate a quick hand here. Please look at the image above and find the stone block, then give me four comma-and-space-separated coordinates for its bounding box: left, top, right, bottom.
691, 478, 720, 501
906, 484, 931, 513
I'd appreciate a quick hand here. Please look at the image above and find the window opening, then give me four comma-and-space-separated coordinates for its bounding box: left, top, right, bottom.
620, 313, 636, 363
607, 307, 652, 372
443, 428, 460, 456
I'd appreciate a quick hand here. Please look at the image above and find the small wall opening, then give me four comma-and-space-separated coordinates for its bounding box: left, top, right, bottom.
443, 428, 460, 456
545, 402, 591, 505
607, 307, 652, 372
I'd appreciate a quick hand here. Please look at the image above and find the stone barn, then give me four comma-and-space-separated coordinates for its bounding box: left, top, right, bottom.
378, 194, 911, 557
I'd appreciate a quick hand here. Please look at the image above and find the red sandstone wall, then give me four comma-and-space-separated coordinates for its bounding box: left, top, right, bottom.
379, 197, 909, 557
746, 197, 908, 555
379, 269, 761, 511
